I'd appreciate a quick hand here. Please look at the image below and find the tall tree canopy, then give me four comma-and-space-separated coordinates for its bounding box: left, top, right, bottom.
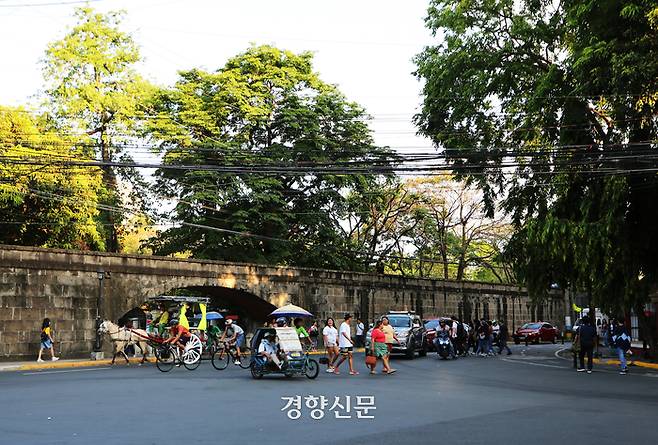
42, 7, 153, 251
0, 107, 103, 249
415, 0, 658, 341
146, 45, 396, 268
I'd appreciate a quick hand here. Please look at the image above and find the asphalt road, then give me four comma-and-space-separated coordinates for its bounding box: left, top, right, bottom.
1, 344, 657, 445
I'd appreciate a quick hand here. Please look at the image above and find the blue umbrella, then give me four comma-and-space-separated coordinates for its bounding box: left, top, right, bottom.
193, 311, 223, 320
269, 304, 313, 318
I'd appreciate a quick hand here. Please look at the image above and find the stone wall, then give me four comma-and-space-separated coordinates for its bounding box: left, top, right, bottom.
0, 245, 567, 360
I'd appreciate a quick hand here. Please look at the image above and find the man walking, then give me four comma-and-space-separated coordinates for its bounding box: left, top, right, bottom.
497, 321, 512, 355
355, 318, 365, 348
333, 314, 359, 375
613, 319, 632, 375
576, 316, 597, 374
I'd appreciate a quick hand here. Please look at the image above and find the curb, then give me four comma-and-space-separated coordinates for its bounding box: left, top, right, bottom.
1, 349, 366, 372
593, 358, 658, 370
0, 357, 156, 372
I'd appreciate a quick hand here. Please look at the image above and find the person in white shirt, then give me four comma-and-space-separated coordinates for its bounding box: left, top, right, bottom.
258, 332, 280, 368
322, 317, 339, 372
356, 318, 365, 347
332, 313, 359, 375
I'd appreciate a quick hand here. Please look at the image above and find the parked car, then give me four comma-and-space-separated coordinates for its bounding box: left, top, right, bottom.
366, 311, 427, 359
424, 317, 452, 351
513, 322, 558, 345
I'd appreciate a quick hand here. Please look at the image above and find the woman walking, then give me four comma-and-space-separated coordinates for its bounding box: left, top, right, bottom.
322, 318, 339, 373
37, 318, 59, 362
308, 321, 319, 351
369, 319, 395, 374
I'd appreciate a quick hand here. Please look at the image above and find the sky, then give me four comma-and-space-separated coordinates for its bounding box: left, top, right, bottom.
0, 0, 437, 154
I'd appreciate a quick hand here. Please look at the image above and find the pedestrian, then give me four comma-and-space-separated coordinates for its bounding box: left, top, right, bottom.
576, 316, 597, 373
612, 319, 632, 375
381, 316, 399, 354
600, 320, 609, 347
571, 326, 581, 369
369, 319, 395, 374
333, 313, 359, 375
497, 321, 512, 355
322, 318, 339, 372
355, 318, 365, 347
308, 321, 319, 351
476, 320, 488, 356
37, 318, 59, 362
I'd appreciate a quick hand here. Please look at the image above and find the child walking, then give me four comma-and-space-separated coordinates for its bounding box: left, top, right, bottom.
37, 318, 59, 362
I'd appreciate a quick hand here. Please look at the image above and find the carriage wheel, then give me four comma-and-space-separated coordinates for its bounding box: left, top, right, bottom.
305, 358, 319, 379
211, 347, 229, 370
182, 334, 202, 368
155, 345, 175, 373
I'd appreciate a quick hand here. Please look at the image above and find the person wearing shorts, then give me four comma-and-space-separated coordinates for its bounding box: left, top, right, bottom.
221, 319, 245, 365
323, 317, 339, 372
37, 318, 59, 362
332, 314, 358, 375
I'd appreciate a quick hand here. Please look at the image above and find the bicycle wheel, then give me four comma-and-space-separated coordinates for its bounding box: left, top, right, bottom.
250, 361, 264, 379
238, 348, 252, 369
305, 358, 319, 379
155, 345, 175, 373
211, 347, 229, 370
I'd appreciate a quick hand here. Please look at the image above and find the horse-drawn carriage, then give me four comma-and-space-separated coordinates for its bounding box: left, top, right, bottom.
98, 295, 210, 372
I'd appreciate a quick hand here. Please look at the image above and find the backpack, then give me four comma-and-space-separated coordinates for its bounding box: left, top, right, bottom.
456, 322, 465, 339
40, 330, 48, 342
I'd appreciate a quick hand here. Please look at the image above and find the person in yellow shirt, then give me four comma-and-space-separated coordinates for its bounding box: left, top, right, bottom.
37, 318, 59, 362
381, 316, 399, 353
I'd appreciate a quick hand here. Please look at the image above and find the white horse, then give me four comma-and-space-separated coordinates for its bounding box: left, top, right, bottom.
98, 320, 150, 365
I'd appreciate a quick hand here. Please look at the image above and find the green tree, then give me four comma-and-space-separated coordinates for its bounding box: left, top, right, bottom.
415, 0, 658, 351
42, 7, 153, 252
0, 106, 104, 249
145, 45, 395, 268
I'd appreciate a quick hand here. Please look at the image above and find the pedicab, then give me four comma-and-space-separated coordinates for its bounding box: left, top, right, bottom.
249, 326, 319, 379
146, 295, 210, 372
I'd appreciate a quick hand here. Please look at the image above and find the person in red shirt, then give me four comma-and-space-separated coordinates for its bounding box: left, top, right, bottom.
370, 319, 395, 374
166, 319, 192, 358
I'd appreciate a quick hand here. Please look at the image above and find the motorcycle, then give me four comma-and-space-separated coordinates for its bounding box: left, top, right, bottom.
434, 331, 454, 360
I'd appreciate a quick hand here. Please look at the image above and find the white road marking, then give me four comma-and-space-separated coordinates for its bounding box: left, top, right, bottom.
22, 367, 112, 376
555, 348, 570, 360
500, 358, 566, 369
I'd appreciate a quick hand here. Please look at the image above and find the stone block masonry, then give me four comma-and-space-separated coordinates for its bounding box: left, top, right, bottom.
0, 245, 567, 360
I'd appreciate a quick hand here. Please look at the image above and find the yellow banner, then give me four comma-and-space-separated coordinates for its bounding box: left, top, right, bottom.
572, 303, 582, 313
198, 303, 207, 331
179, 303, 189, 329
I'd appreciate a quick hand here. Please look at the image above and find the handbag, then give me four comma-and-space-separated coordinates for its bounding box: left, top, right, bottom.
365, 354, 376, 366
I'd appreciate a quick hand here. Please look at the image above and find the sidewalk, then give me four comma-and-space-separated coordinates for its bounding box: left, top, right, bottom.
0, 357, 155, 372
0, 348, 366, 372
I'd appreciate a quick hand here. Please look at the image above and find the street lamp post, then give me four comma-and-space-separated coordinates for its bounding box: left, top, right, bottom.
93, 269, 105, 353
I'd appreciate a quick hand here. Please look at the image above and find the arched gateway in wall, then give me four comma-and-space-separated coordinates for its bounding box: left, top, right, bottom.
0, 245, 567, 359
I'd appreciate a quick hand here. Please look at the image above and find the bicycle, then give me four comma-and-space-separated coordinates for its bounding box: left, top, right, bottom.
211, 341, 251, 370
155, 335, 202, 372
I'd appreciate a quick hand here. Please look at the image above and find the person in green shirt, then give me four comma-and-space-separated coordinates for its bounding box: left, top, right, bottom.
294, 318, 311, 348
206, 324, 222, 349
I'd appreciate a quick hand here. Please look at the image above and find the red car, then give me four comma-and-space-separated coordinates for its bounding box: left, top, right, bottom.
513, 322, 558, 345
424, 317, 452, 351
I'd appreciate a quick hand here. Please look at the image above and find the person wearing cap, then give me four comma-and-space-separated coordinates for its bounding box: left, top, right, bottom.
332, 313, 359, 375
220, 319, 245, 365
166, 318, 192, 361
258, 332, 281, 369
